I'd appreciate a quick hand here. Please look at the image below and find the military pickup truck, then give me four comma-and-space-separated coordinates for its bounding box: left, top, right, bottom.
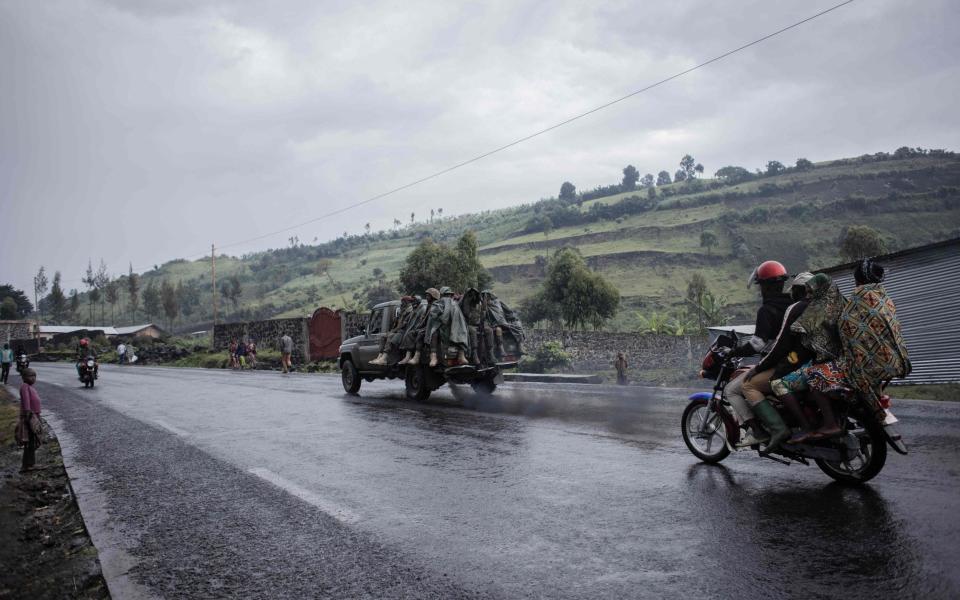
338, 298, 522, 401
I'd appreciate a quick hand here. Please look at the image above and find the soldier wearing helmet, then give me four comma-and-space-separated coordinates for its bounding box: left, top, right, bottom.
724, 260, 794, 448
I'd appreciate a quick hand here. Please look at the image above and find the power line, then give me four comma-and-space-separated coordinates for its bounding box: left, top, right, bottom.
69, 0, 856, 281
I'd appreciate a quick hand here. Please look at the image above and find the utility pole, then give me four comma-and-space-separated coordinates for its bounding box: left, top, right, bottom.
211, 244, 217, 327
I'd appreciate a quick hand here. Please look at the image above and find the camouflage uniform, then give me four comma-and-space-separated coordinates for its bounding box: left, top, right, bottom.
371, 296, 416, 365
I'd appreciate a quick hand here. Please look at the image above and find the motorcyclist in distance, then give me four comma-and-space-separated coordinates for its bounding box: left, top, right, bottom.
724, 260, 794, 448
76, 338, 99, 379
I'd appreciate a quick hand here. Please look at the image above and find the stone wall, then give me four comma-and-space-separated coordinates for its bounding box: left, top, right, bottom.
524, 329, 709, 378
0, 320, 35, 346
213, 318, 310, 363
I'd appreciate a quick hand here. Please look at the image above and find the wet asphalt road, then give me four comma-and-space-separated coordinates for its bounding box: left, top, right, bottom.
20, 363, 960, 599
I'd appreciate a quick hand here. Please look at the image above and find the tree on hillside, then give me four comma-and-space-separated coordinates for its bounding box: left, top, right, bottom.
46, 277, 66, 322
105, 281, 120, 324
161, 280, 179, 328
695, 163, 704, 177
95, 259, 109, 323
398, 231, 492, 294
525, 247, 620, 331
142, 280, 161, 321
559, 181, 577, 203
68, 289, 80, 321
0, 284, 32, 319
685, 273, 708, 331
0, 296, 20, 319
177, 280, 200, 319
127, 263, 140, 321
640, 173, 654, 188
622, 165, 639, 191
765, 160, 786, 176
410, 212, 415, 224
840, 225, 886, 262
714, 166, 753, 184
674, 169, 687, 183
679, 154, 702, 181
437, 208, 443, 218
656, 171, 672, 186
699, 231, 718, 255
795, 157, 814, 171
227, 276, 242, 309
82, 260, 97, 322
33, 266, 48, 322
393, 218, 401, 230
430, 209, 435, 223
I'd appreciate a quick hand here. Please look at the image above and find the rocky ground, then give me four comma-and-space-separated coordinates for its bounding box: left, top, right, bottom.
0, 387, 109, 600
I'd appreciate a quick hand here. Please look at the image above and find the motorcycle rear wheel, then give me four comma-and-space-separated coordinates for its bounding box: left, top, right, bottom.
681, 398, 730, 464
815, 418, 886, 484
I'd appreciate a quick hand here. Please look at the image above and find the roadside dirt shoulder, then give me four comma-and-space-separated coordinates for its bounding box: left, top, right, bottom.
0, 385, 109, 599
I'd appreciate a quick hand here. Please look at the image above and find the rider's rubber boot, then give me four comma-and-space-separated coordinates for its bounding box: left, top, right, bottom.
429, 352, 438, 368
397, 351, 413, 365
753, 400, 790, 455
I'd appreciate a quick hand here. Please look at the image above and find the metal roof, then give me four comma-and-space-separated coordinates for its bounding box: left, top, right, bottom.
113, 324, 164, 335
39, 325, 119, 335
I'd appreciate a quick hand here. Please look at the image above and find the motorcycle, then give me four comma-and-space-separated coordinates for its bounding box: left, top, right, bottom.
681, 331, 907, 484
15, 353, 29, 374
78, 358, 98, 388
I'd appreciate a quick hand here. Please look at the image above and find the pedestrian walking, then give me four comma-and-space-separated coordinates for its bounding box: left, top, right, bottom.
228, 339, 239, 369
615, 351, 629, 385
1, 343, 12, 384
117, 342, 127, 365
18, 368, 42, 473
280, 334, 293, 373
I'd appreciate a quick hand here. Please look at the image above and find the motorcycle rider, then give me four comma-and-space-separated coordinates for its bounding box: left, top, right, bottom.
76, 338, 99, 379
724, 260, 793, 449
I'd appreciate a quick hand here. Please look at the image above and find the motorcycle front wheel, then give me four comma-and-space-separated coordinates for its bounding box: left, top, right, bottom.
815, 418, 886, 485
681, 398, 730, 464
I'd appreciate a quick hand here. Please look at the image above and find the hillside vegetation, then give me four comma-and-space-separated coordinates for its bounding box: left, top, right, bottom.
58, 148, 960, 332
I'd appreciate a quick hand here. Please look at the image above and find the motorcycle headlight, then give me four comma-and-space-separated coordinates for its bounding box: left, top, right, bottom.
87, 359, 95, 367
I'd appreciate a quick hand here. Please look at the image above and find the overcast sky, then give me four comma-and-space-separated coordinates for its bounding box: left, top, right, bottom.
2, 0, 958, 298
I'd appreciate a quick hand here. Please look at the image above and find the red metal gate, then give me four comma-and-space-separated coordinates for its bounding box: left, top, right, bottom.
308, 307, 342, 360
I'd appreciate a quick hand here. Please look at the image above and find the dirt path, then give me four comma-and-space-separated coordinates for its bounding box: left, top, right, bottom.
0, 386, 109, 599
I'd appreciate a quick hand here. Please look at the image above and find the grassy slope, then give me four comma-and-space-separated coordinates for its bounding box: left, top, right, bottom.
86, 153, 960, 330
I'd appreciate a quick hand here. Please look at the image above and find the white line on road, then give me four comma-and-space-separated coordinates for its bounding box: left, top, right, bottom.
152, 419, 190, 437
248, 468, 361, 524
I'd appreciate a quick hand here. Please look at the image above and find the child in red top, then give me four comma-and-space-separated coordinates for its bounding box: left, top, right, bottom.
19, 368, 41, 473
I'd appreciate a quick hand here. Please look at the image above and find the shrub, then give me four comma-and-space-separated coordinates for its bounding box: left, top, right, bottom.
523, 341, 572, 373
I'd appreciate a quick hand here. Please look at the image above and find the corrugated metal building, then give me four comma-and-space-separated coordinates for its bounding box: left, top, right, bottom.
820, 238, 960, 385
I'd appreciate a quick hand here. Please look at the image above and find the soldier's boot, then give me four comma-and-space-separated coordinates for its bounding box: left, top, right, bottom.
397, 351, 414, 365
370, 353, 387, 365
409, 350, 421, 366
429, 352, 439, 368
456, 349, 469, 366
494, 328, 506, 358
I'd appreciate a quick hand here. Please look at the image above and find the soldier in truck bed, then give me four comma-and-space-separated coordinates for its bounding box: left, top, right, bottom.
426, 286, 470, 367
371, 296, 416, 365
460, 288, 496, 365
397, 293, 433, 366
482, 290, 524, 358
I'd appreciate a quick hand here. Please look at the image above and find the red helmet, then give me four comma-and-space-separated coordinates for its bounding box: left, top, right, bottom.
749, 260, 788, 286
79, 338, 89, 347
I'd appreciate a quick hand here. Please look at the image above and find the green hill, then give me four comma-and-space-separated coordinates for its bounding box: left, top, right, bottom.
65, 149, 960, 332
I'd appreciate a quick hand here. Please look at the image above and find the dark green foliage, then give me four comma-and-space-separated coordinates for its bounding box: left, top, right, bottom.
795, 158, 814, 171
0, 284, 32, 318
765, 160, 786, 176
622, 165, 639, 191
523, 341, 572, 373
714, 166, 754, 184
142, 280, 161, 320
699, 231, 718, 254
656, 170, 672, 186
640, 173, 655, 188
398, 231, 491, 294
840, 225, 886, 261
559, 181, 577, 203
526, 247, 620, 330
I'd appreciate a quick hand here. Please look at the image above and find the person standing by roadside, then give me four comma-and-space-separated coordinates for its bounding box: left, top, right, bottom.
117, 342, 127, 365
1, 343, 12, 384
228, 339, 239, 369
19, 368, 42, 473
280, 334, 293, 373
247, 339, 257, 369
614, 352, 628, 385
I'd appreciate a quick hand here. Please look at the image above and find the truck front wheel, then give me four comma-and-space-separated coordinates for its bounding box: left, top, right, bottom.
341, 359, 361, 395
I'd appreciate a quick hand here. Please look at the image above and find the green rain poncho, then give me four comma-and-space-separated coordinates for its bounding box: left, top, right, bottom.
426, 293, 470, 353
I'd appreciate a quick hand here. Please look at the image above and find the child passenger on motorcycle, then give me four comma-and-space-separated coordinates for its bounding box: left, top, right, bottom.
769, 273, 849, 443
